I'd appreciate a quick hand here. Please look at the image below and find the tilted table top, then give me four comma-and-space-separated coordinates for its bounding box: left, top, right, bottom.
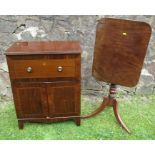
92, 18, 152, 87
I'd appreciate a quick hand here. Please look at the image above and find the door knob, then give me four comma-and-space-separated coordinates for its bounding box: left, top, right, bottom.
57, 66, 63, 72
26, 67, 32, 73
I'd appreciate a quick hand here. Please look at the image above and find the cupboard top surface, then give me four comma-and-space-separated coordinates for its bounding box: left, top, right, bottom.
5, 41, 82, 55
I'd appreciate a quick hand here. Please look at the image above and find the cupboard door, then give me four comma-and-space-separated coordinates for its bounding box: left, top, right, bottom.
13, 84, 48, 118
47, 82, 80, 117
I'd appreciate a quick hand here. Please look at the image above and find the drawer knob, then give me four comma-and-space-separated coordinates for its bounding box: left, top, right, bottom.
57, 66, 63, 72
26, 67, 32, 73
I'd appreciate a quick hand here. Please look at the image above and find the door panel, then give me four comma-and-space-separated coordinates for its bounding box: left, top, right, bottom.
47, 83, 80, 117
14, 84, 48, 118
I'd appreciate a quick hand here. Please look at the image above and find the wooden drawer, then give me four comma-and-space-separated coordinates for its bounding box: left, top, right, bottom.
12, 59, 76, 79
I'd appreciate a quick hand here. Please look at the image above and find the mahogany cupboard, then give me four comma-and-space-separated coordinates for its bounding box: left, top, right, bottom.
5, 41, 82, 129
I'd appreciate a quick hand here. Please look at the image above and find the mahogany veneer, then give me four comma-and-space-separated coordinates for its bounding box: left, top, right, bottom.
93, 18, 152, 87
5, 41, 82, 129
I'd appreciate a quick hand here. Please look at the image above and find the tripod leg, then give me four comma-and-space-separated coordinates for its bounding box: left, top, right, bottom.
112, 99, 130, 133
82, 97, 110, 119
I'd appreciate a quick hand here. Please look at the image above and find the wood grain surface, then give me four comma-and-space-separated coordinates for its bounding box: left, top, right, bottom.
5, 41, 82, 55
92, 18, 152, 87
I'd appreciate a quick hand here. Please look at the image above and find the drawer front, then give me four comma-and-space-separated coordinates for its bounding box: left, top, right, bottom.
12, 59, 76, 79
